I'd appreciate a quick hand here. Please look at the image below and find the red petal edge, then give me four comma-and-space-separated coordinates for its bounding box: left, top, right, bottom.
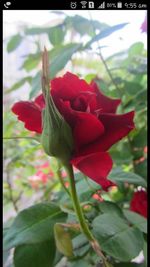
12, 101, 42, 134
71, 152, 114, 190
90, 81, 121, 113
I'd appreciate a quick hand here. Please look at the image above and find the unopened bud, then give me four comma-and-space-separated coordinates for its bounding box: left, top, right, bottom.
41, 93, 74, 163
41, 48, 74, 164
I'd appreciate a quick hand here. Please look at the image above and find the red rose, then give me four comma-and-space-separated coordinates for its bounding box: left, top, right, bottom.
130, 190, 147, 218
12, 72, 135, 190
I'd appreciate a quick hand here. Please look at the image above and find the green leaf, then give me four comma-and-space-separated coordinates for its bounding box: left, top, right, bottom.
132, 128, 147, 148
48, 25, 65, 46
134, 159, 147, 180
94, 79, 109, 94
92, 213, 144, 261
4, 203, 66, 250
72, 234, 90, 258
110, 142, 133, 165
85, 23, 128, 48
123, 210, 147, 233
135, 89, 147, 103
7, 34, 23, 52
108, 168, 147, 188
98, 201, 123, 217
50, 43, 82, 79
123, 89, 147, 111
60, 203, 75, 215
75, 177, 100, 202
54, 224, 74, 257
124, 81, 142, 96
127, 65, 147, 75
84, 73, 96, 83
6, 77, 32, 93
68, 259, 91, 267
128, 42, 144, 57
29, 72, 41, 99
3, 227, 11, 265
14, 240, 55, 267
65, 15, 108, 37
21, 54, 41, 72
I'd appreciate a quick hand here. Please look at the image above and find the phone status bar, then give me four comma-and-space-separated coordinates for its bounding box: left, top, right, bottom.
70, 1, 147, 10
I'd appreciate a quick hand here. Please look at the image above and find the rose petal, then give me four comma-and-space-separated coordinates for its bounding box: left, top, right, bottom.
73, 112, 104, 150
12, 101, 42, 133
71, 152, 114, 190
51, 72, 93, 101
34, 94, 45, 109
90, 81, 121, 113
130, 190, 147, 218
98, 111, 135, 150
79, 111, 135, 155
54, 99, 75, 127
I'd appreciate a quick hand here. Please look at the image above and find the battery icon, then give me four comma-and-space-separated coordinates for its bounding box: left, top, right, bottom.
117, 2, 122, 8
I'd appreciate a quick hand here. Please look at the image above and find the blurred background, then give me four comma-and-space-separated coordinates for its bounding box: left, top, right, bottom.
3, 10, 147, 101
3, 10, 147, 265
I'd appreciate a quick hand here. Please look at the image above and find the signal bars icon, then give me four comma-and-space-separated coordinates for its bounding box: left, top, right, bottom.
98, 2, 105, 8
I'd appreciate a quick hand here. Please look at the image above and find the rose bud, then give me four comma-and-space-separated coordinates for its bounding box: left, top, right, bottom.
41, 91, 74, 163
41, 48, 73, 164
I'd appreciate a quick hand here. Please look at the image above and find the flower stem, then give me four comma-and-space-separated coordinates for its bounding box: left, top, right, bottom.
64, 163, 109, 266
55, 167, 71, 197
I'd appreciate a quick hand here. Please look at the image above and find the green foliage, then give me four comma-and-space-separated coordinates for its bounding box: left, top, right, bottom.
108, 168, 147, 188
85, 23, 128, 48
72, 234, 90, 258
123, 210, 147, 233
75, 176, 100, 202
7, 34, 23, 52
4, 203, 66, 250
14, 241, 55, 267
21, 54, 41, 71
48, 25, 65, 46
49, 43, 82, 79
64, 15, 108, 36
98, 201, 123, 217
92, 213, 144, 261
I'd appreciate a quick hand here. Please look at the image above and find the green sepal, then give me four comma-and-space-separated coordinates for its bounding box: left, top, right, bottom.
41, 90, 74, 164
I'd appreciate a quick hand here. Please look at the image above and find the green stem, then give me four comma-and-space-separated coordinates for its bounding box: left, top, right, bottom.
55, 168, 71, 197
64, 163, 109, 266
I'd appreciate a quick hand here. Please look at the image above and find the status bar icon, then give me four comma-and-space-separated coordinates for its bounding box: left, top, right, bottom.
117, 2, 122, 8
98, 2, 105, 8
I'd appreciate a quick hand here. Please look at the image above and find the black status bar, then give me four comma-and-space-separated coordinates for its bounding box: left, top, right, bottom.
2, 1, 148, 10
